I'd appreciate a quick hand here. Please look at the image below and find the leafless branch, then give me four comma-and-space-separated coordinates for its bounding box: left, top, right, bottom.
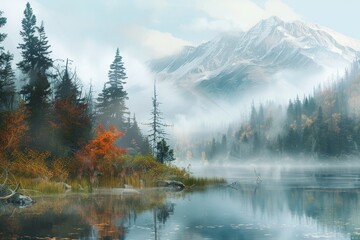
0, 183, 20, 200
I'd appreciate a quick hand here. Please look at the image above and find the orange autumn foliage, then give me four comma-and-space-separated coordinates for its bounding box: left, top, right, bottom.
0, 104, 28, 155
76, 125, 126, 177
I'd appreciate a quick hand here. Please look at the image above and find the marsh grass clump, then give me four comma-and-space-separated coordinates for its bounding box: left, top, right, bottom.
11, 178, 65, 195
183, 177, 226, 188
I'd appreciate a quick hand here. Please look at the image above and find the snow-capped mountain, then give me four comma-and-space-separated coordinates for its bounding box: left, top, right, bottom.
150, 16, 360, 98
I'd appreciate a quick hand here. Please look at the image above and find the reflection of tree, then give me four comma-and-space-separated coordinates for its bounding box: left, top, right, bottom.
228, 181, 360, 237
76, 191, 169, 239
0, 190, 170, 239
77, 195, 126, 239
0, 204, 92, 239
153, 201, 175, 240
286, 188, 359, 233
156, 202, 175, 224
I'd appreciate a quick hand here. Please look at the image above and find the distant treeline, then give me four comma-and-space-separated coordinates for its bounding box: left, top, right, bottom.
183, 60, 360, 160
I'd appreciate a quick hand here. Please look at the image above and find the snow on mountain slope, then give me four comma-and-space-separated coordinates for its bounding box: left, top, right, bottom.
150, 16, 360, 98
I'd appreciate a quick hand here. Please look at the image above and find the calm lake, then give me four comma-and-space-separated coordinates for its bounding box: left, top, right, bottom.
1, 164, 360, 240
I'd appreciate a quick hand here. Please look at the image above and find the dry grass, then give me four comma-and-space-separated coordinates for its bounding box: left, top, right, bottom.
183, 177, 226, 188
2, 151, 226, 194
15, 177, 65, 195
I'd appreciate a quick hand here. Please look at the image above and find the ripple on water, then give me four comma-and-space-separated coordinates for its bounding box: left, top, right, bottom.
303, 232, 338, 239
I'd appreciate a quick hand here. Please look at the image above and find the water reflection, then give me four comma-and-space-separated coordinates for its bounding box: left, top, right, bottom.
0, 191, 170, 239
1, 168, 360, 239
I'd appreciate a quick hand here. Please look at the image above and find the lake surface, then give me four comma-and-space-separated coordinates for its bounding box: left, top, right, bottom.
1, 164, 360, 240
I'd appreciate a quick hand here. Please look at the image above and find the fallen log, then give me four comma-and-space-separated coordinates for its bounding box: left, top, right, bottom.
0, 169, 35, 207
0, 183, 20, 200
6, 193, 34, 207
0, 184, 34, 207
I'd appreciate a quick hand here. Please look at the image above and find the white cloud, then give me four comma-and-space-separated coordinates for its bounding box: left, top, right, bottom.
133, 0, 169, 11
264, 0, 300, 22
132, 0, 170, 25
185, 17, 240, 32
189, 0, 301, 32
197, 0, 264, 31
122, 26, 192, 59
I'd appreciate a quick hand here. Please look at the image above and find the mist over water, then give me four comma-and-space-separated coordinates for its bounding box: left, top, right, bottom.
175, 156, 360, 181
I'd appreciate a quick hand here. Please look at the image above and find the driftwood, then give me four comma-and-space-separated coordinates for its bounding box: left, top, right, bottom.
6, 193, 34, 207
0, 169, 20, 200
0, 169, 34, 207
156, 180, 185, 192
0, 183, 20, 200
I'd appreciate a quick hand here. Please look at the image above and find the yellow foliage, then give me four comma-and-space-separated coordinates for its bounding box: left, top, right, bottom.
8, 149, 71, 182
10, 149, 53, 180
330, 112, 341, 133
15, 177, 66, 195
52, 159, 69, 182
289, 121, 297, 130
301, 114, 313, 128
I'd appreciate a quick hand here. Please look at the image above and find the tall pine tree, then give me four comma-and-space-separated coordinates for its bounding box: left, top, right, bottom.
35, 21, 52, 72
17, 3, 36, 72
0, 10, 16, 111
17, 2, 53, 150
97, 48, 128, 131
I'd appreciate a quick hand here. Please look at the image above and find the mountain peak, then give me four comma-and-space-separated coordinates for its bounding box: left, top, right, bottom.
250, 16, 285, 36
263, 16, 284, 25
150, 17, 360, 98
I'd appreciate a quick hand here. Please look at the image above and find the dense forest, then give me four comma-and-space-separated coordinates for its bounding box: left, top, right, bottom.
181, 60, 360, 161
0, 3, 178, 190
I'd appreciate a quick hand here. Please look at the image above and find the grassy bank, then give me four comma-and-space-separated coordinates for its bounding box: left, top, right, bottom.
1, 153, 225, 195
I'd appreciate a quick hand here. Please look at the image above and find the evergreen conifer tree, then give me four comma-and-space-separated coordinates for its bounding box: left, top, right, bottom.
53, 59, 92, 156
17, 2, 38, 73
0, 11, 16, 111
55, 59, 78, 101
97, 48, 128, 130
156, 139, 175, 163
0, 54, 16, 111
17, 2, 53, 150
35, 21, 52, 72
